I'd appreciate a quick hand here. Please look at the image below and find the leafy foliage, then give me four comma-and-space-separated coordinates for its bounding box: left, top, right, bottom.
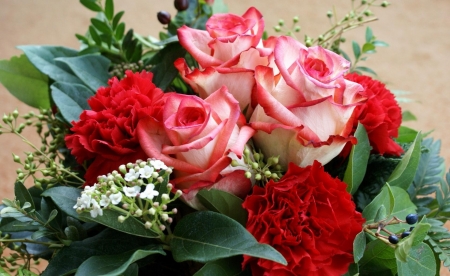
425, 218, 450, 270
408, 138, 446, 216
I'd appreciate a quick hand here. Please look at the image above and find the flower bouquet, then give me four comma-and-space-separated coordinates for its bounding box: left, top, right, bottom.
0, 0, 449, 275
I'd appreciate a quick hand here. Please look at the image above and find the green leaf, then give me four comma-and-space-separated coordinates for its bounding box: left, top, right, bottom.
79, 209, 159, 238
80, 0, 103, 12
55, 54, 110, 92
402, 110, 417, 121
363, 183, 395, 222
104, 0, 114, 21
0, 54, 50, 108
75, 245, 165, 276
89, 26, 102, 45
396, 126, 419, 143
344, 123, 371, 194
0, 218, 40, 232
41, 186, 81, 219
171, 211, 286, 265
365, 27, 373, 43
194, 256, 249, 276
90, 18, 111, 35
212, 0, 228, 14
359, 238, 397, 274
372, 40, 389, 47
17, 45, 82, 85
395, 217, 431, 262
14, 182, 35, 210
150, 42, 187, 91
374, 205, 387, 222
115, 22, 126, 40
112, 11, 124, 30
51, 82, 93, 124
387, 132, 422, 190
352, 41, 361, 60
396, 242, 435, 276
353, 231, 366, 263
384, 187, 416, 234
42, 229, 156, 276
196, 189, 247, 226
362, 43, 376, 53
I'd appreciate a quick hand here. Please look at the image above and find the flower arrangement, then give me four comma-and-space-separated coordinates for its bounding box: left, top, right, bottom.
0, 0, 449, 275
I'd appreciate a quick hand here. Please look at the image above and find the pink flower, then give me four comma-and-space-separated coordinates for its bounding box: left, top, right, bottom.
175, 7, 273, 113
249, 36, 365, 168
178, 7, 265, 68
137, 86, 255, 209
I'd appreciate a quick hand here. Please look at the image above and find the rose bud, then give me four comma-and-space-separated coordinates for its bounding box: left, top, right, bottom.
157, 11, 171, 25
174, 0, 189, 11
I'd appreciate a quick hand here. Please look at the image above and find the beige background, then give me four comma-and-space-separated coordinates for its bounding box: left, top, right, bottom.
0, 0, 449, 274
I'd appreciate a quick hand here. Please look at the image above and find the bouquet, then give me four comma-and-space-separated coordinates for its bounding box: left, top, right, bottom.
0, 0, 448, 275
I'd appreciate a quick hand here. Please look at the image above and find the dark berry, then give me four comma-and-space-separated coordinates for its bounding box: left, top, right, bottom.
409, 226, 415, 231
174, 0, 189, 11
157, 11, 171, 25
401, 231, 411, 238
388, 235, 399, 244
405, 214, 419, 225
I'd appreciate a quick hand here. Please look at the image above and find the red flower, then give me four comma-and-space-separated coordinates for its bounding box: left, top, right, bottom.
242, 161, 364, 276
345, 73, 403, 156
65, 70, 166, 185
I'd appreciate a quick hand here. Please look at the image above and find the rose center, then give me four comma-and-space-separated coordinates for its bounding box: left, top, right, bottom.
304, 57, 330, 79
177, 107, 206, 126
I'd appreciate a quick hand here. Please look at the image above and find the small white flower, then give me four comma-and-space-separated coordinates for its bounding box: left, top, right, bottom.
139, 165, 154, 179
84, 184, 98, 195
73, 193, 92, 209
123, 186, 141, 197
99, 195, 111, 207
149, 159, 167, 170
109, 192, 123, 205
124, 168, 140, 182
140, 184, 159, 200
90, 201, 103, 218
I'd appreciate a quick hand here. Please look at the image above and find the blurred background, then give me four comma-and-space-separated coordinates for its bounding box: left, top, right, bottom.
0, 0, 449, 274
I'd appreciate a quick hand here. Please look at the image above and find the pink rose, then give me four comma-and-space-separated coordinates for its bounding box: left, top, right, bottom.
137, 86, 255, 209
176, 7, 273, 113
178, 7, 265, 68
249, 36, 365, 168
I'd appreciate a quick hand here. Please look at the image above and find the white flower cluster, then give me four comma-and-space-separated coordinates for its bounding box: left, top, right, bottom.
73, 158, 180, 227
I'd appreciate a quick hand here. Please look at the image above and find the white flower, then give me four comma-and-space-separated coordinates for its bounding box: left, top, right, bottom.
149, 159, 168, 170
123, 186, 141, 197
73, 193, 92, 209
140, 184, 159, 200
109, 192, 123, 205
139, 165, 154, 179
99, 195, 111, 207
124, 168, 140, 182
83, 184, 98, 195
90, 201, 103, 218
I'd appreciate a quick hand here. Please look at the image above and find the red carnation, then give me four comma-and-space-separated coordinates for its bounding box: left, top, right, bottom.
242, 161, 364, 276
345, 73, 403, 156
65, 70, 167, 185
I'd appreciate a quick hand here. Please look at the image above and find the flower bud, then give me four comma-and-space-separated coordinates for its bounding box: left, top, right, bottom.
157, 11, 171, 25
244, 171, 252, 179
161, 213, 169, 221
12, 154, 20, 163
381, 1, 389, 7
159, 224, 166, 231
12, 110, 19, 119
255, 173, 262, 181
230, 160, 239, 167
278, 19, 284, 26
172, 208, 178, 214
326, 11, 333, 18
118, 215, 126, 223
144, 221, 152, 229
174, 0, 189, 11
293, 16, 299, 23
